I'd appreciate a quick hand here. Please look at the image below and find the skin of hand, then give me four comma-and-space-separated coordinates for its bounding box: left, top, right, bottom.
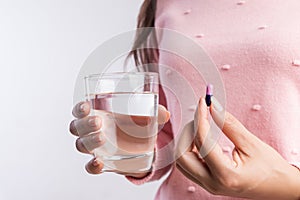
176, 97, 300, 200
69, 101, 170, 178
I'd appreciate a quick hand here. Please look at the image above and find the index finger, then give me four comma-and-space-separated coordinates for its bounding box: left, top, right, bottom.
210, 97, 258, 152
72, 101, 90, 118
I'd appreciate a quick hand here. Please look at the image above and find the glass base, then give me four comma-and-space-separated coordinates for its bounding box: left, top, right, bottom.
100, 151, 154, 173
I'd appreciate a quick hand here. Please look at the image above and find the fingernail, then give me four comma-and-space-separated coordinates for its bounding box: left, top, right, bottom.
80, 103, 86, 112
93, 158, 101, 167
211, 97, 223, 112
89, 117, 100, 127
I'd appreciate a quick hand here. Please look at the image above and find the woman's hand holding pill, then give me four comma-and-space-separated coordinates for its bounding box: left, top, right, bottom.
176, 97, 300, 199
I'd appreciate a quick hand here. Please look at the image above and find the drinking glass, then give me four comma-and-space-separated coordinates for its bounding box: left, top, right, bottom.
84, 72, 159, 173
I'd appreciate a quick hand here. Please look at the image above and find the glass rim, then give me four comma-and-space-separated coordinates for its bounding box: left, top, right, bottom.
84, 72, 159, 80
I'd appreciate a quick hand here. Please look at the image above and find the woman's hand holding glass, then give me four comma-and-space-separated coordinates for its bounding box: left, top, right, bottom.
69, 101, 170, 178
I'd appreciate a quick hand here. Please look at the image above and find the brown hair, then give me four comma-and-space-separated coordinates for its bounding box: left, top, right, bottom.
129, 0, 158, 69
130, 0, 172, 133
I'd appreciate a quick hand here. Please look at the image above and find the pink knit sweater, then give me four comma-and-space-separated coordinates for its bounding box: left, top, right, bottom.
128, 0, 300, 199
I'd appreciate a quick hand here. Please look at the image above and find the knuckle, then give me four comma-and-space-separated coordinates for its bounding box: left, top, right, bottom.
88, 116, 102, 131
225, 113, 236, 127
217, 172, 242, 192
94, 133, 104, 144
223, 114, 237, 133
73, 102, 90, 118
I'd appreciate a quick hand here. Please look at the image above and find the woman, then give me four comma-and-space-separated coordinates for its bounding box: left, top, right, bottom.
69, 0, 300, 199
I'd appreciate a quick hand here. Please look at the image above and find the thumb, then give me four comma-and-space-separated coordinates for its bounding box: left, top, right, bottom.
158, 105, 170, 125
210, 97, 258, 151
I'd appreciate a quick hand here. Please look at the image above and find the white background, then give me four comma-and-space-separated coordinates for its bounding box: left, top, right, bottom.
0, 1, 164, 199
